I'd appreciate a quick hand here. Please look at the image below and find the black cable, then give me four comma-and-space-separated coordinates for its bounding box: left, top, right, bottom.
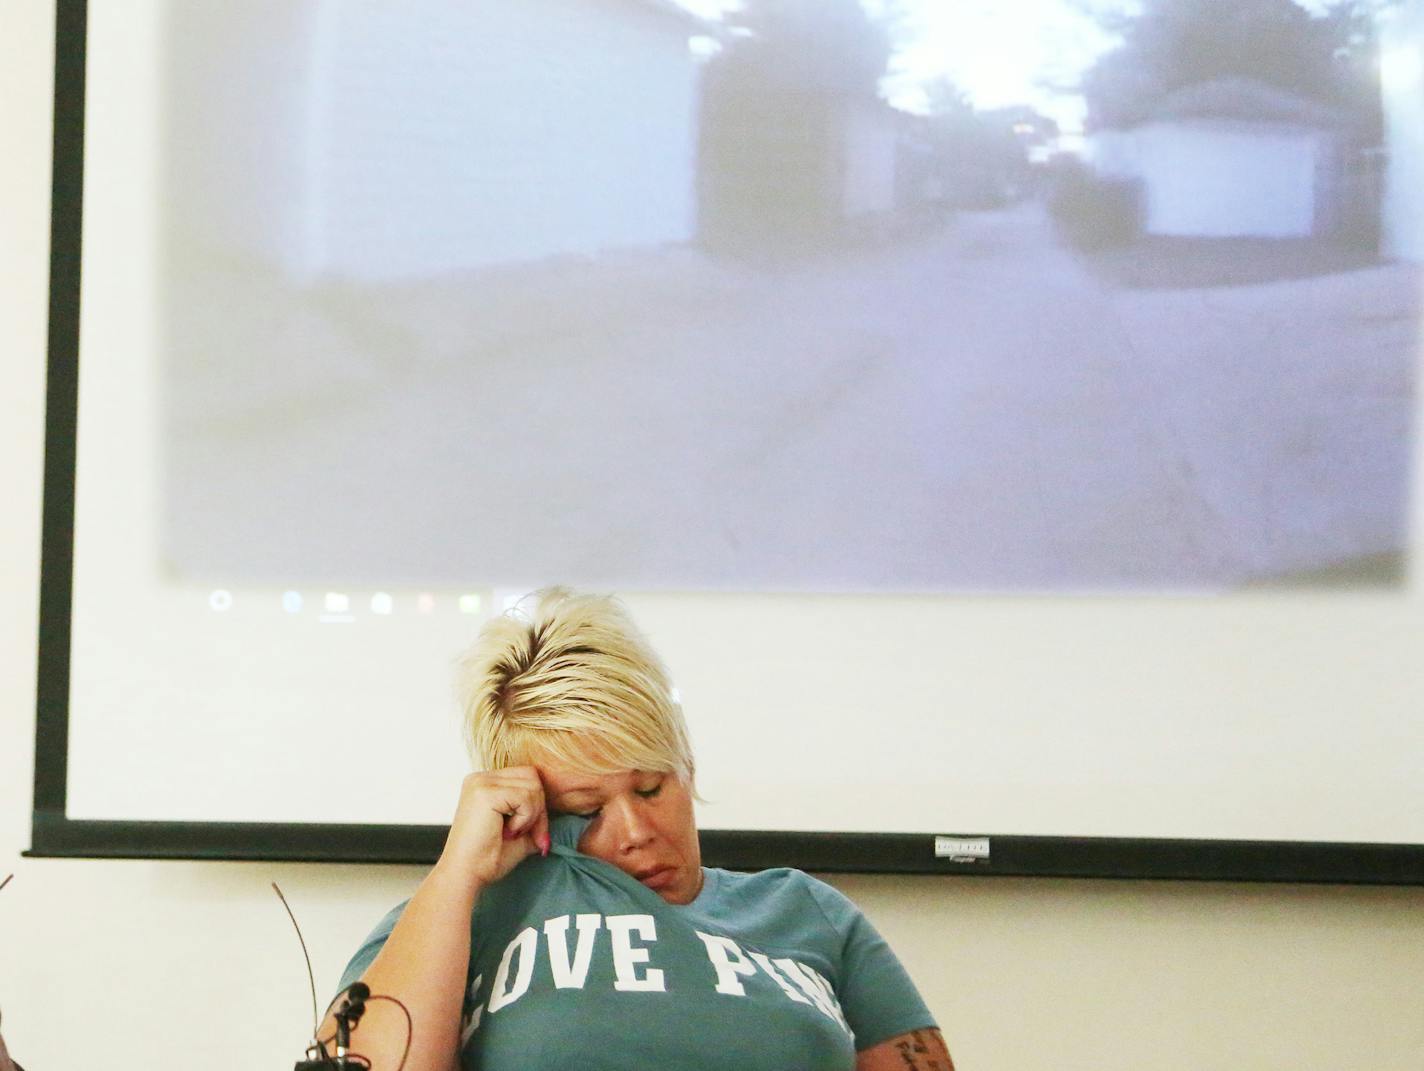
364, 994, 414, 1071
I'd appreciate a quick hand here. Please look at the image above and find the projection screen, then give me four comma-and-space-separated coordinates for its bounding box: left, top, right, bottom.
31, 0, 1424, 882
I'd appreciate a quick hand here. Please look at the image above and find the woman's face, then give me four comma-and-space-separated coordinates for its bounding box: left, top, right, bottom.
539, 764, 703, 905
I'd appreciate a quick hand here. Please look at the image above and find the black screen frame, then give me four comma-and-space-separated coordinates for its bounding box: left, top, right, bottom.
28, 0, 1424, 885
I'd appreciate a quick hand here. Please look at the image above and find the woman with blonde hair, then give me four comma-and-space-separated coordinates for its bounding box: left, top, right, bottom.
328, 588, 952, 1071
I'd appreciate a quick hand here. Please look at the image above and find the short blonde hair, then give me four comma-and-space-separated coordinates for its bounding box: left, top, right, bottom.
458, 587, 695, 782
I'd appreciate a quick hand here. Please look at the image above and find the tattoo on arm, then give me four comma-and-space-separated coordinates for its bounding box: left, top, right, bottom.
891, 1029, 955, 1071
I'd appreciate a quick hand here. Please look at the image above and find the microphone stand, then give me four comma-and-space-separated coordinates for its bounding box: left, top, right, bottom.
294, 985, 368, 1070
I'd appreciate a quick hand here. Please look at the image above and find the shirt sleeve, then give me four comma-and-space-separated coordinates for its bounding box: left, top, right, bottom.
335, 900, 408, 994
805, 878, 938, 1051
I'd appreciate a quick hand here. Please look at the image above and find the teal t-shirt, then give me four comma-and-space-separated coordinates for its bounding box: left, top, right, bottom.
339, 816, 935, 1070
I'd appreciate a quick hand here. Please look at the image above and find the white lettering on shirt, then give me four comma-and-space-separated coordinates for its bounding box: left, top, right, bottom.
804, 964, 852, 1033
543, 913, 603, 990
487, 927, 539, 1013
747, 951, 812, 1005
460, 974, 485, 1043
605, 914, 665, 992
459, 911, 857, 1037
695, 932, 759, 996
775, 957, 852, 1034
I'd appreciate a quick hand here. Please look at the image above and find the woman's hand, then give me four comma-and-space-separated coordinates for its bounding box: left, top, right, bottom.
435, 767, 552, 892
314, 769, 551, 1070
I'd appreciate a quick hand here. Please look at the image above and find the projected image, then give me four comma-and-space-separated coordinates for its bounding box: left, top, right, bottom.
158, 0, 1420, 592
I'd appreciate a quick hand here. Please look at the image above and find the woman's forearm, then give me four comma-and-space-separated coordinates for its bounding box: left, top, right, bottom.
322, 862, 484, 1071
321, 769, 549, 1070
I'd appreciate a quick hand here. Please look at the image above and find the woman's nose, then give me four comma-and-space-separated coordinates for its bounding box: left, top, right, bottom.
607, 797, 654, 852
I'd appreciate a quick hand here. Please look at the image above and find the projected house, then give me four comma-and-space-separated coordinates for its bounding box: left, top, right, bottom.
1087, 78, 1354, 240
166, 0, 705, 282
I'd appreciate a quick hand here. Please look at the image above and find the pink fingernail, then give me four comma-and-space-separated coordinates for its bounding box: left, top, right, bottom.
539, 832, 550, 857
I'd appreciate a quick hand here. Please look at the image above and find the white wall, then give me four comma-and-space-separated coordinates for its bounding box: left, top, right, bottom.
320, 0, 702, 280
4, 5, 1424, 1070
1381, 0, 1424, 262
170, 0, 700, 283
1137, 121, 1320, 238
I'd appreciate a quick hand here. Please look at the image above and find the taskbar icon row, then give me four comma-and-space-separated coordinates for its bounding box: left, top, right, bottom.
206, 589, 485, 617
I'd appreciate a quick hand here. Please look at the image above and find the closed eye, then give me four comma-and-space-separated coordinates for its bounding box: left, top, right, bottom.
566, 778, 662, 817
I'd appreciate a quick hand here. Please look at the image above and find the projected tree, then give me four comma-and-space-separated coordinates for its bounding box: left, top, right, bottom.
1079, 0, 1386, 134
697, 0, 894, 246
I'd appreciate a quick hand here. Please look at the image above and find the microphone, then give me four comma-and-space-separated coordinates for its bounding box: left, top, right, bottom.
273, 882, 325, 1061
276, 882, 353, 1070
277, 884, 408, 1070
333, 983, 370, 1060
292, 980, 373, 1070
